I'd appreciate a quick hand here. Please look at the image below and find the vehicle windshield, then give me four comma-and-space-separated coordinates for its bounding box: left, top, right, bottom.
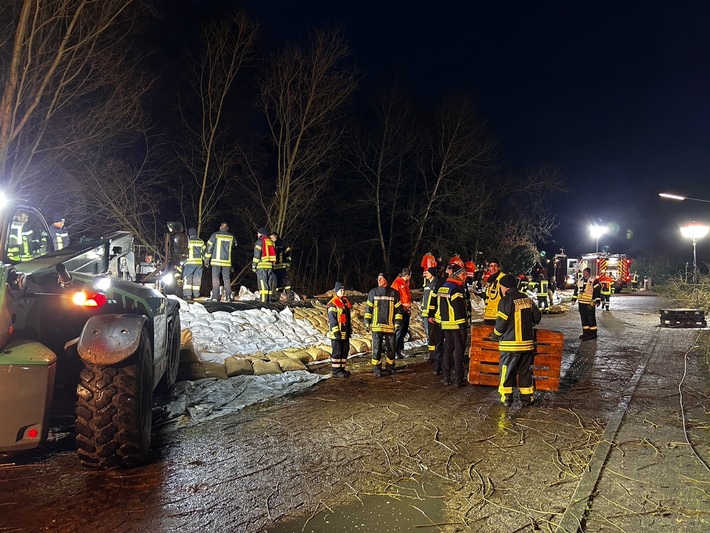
5, 207, 52, 263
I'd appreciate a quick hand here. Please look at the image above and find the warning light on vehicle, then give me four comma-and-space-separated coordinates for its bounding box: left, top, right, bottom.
72, 291, 107, 307
27, 428, 39, 439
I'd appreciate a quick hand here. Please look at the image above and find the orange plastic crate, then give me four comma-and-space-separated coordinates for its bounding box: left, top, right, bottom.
468, 324, 563, 391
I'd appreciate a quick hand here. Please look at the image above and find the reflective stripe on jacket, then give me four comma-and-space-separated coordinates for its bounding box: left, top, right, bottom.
434, 278, 467, 330
186, 238, 205, 265
327, 296, 352, 340
484, 271, 506, 320
205, 230, 236, 267
364, 286, 402, 333
493, 288, 541, 352
572, 277, 601, 305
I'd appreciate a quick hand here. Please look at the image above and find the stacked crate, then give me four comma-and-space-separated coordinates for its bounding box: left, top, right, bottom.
468, 324, 563, 391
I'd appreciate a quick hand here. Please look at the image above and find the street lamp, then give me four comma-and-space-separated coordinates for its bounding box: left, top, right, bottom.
680, 222, 709, 283
589, 224, 607, 253
659, 192, 710, 204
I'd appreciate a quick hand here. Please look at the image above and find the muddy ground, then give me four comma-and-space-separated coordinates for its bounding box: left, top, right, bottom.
1, 293, 709, 532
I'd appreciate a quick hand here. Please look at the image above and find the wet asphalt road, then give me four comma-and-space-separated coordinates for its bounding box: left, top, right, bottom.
1, 293, 709, 532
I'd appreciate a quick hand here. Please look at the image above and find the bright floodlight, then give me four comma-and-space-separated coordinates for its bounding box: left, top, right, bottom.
589, 224, 608, 253
659, 192, 686, 201
680, 222, 709, 284
659, 192, 710, 203
680, 222, 710, 240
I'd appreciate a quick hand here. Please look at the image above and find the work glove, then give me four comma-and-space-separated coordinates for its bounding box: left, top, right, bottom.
204, 259, 211, 268
489, 333, 500, 342
251, 266, 257, 273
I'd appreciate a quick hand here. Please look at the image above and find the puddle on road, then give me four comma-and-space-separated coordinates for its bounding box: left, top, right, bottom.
267, 476, 447, 532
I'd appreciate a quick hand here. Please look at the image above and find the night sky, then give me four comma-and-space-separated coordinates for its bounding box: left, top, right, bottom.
236, 0, 710, 262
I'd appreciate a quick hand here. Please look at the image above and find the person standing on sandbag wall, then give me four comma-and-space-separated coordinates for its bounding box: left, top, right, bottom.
252, 228, 276, 302
183, 227, 205, 300
364, 273, 403, 377
204, 222, 237, 302
327, 281, 352, 378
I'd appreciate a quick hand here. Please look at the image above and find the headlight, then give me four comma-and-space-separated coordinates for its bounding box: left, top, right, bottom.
94, 276, 112, 291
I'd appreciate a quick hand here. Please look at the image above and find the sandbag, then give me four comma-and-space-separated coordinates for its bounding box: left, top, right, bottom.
177, 362, 206, 381
278, 358, 308, 372
179, 346, 201, 364
252, 359, 283, 375
180, 328, 193, 348
283, 348, 312, 364
225, 356, 254, 377
203, 362, 228, 380
305, 346, 331, 361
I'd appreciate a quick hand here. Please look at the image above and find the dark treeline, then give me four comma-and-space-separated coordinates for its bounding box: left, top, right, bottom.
0, 1, 564, 293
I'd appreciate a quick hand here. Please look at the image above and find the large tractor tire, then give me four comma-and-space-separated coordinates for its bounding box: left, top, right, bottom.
75, 329, 153, 469
157, 311, 181, 394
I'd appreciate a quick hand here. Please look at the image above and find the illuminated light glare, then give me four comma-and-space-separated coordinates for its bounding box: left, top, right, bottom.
161, 272, 174, 285
94, 277, 112, 291
658, 192, 686, 201
0, 191, 7, 209
72, 291, 107, 307
72, 291, 87, 306
27, 428, 39, 439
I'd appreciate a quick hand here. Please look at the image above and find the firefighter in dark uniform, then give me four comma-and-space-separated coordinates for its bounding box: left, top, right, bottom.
327, 281, 352, 378
364, 273, 402, 377
572, 267, 601, 340
183, 228, 205, 300
483, 258, 506, 324
422, 266, 445, 372
435, 266, 469, 386
271, 232, 292, 301
252, 228, 276, 302
204, 222, 237, 301
490, 274, 541, 406
49, 216, 70, 250
537, 273, 549, 312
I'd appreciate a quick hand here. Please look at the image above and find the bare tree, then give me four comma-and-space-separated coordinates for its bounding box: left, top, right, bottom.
349, 87, 417, 272
257, 28, 358, 240
408, 99, 496, 267
176, 12, 257, 235
0, 0, 151, 201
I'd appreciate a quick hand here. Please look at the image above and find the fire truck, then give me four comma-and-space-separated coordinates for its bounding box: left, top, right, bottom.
577, 253, 632, 293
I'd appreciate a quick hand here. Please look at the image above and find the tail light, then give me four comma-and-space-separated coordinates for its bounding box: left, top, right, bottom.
72, 291, 107, 307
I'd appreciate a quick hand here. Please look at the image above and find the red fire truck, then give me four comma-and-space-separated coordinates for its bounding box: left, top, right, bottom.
577, 253, 632, 293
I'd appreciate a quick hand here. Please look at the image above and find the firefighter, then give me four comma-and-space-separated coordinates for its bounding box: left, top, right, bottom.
490, 274, 542, 407
572, 267, 601, 340
364, 273, 403, 377
435, 266, 469, 386
252, 228, 276, 302
599, 272, 613, 311
183, 228, 205, 300
204, 222, 237, 302
327, 281, 352, 378
271, 232, 293, 301
537, 273, 549, 312
483, 258, 506, 324
631, 272, 639, 292
449, 254, 464, 268
422, 266, 445, 372
391, 267, 412, 359
49, 215, 70, 250
8, 212, 33, 261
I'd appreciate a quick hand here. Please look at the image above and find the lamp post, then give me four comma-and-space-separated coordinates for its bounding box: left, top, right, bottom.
589, 224, 607, 253
659, 192, 710, 204
680, 222, 709, 283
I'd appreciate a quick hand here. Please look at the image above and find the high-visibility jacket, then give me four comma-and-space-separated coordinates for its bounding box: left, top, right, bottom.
539, 279, 549, 294
8, 221, 32, 261
364, 286, 402, 333
572, 276, 601, 305
421, 253, 437, 271
205, 230, 236, 267
493, 288, 541, 352
252, 236, 276, 270
391, 276, 412, 311
49, 225, 70, 250
327, 295, 352, 340
422, 276, 444, 318
600, 277, 613, 296
434, 278, 468, 330
484, 271, 506, 321
186, 238, 205, 266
